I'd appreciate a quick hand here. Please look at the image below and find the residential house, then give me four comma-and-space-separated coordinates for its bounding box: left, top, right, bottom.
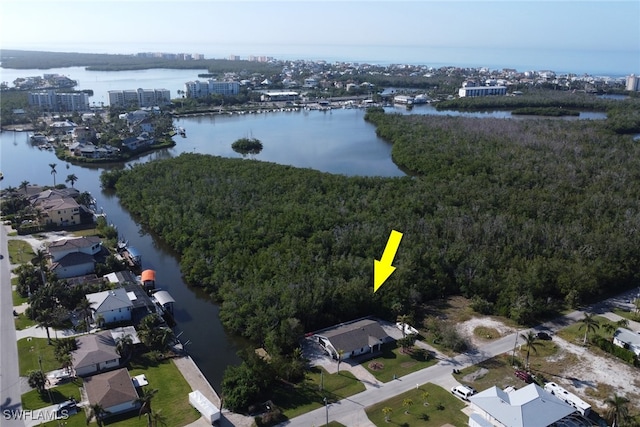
29, 188, 87, 227
122, 133, 153, 151
48, 236, 102, 261
468, 384, 592, 427
314, 318, 392, 360
87, 288, 134, 325
72, 331, 121, 377
613, 327, 640, 356
83, 368, 139, 416
72, 126, 95, 144
50, 252, 96, 279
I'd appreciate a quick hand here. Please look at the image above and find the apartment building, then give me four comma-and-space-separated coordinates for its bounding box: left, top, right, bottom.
184, 80, 240, 98
107, 88, 171, 108
28, 90, 89, 112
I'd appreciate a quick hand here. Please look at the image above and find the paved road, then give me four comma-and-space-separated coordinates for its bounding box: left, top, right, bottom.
1, 226, 24, 427
280, 287, 640, 426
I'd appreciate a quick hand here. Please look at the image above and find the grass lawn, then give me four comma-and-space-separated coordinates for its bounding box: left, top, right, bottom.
271, 366, 365, 419
555, 315, 617, 346
39, 353, 201, 427
14, 312, 36, 330
611, 307, 640, 323
125, 353, 200, 427
12, 281, 29, 305
22, 378, 83, 410
17, 337, 60, 375
7, 239, 34, 264
362, 343, 438, 383
365, 383, 467, 427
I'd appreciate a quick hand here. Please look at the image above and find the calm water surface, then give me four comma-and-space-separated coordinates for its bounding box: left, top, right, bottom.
0, 67, 607, 390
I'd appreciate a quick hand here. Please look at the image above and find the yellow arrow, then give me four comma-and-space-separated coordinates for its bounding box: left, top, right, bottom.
374, 230, 403, 293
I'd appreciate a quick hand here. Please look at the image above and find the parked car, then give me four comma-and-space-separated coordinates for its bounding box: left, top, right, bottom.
451, 385, 476, 400
537, 331, 553, 341
56, 400, 77, 417
514, 370, 533, 383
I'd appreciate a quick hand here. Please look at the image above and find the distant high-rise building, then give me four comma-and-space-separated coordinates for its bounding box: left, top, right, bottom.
228, 55, 241, 61
108, 88, 171, 107
28, 90, 89, 112
184, 80, 240, 98
626, 74, 640, 91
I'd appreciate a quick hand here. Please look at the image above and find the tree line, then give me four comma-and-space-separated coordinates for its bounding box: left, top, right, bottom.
104, 107, 640, 411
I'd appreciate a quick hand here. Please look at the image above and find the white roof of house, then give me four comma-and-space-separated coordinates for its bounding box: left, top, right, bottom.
614, 327, 640, 346
87, 287, 133, 313
469, 384, 576, 427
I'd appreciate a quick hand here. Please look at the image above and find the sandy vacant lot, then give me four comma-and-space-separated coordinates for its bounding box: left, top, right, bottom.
457, 316, 640, 413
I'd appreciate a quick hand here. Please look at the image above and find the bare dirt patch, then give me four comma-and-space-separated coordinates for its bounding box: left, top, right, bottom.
457, 317, 516, 348
368, 362, 384, 371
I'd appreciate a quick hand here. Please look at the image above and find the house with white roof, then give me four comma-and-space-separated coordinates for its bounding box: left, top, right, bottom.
468, 384, 592, 427
87, 288, 133, 325
613, 327, 640, 356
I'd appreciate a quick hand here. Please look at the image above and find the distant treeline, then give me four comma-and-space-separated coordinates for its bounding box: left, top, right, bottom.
0, 49, 279, 74
104, 108, 640, 352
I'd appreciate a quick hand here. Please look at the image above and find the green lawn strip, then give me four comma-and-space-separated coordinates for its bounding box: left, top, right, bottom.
327, 422, 346, 427
365, 383, 467, 427
611, 307, 640, 322
12, 282, 29, 305
14, 312, 36, 330
22, 378, 83, 410
363, 343, 438, 383
272, 367, 365, 419
555, 315, 619, 346
126, 354, 200, 427
7, 239, 34, 264
18, 337, 59, 375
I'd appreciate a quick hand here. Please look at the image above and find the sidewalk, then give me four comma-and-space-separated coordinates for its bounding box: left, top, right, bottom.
172, 354, 254, 427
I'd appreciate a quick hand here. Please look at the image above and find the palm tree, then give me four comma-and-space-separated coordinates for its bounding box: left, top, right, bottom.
27, 370, 46, 394
605, 393, 630, 427
32, 248, 48, 287
578, 312, 600, 345
49, 163, 57, 186
616, 318, 629, 329
76, 297, 96, 333
382, 406, 393, 422
135, 388, 159, 427
402, 398, 414, 415
397, 314, 411, 339
602, 322, 617, 336
115, 334, 134, 360
20, 180, 30, 195
65, 173, 79, 188
520, 331, 541, 369
150, 409, 168, 427
421, 391, 430, 406
86, 403, 109, 427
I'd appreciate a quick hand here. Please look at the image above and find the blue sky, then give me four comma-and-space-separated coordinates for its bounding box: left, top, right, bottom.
1, 1, 639, 73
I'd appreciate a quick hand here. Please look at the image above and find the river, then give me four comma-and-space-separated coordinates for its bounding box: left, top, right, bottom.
0, 66, 608, 391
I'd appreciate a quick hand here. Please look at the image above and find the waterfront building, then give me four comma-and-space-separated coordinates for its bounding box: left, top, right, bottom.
626, 74, 640, 91
108, 88, 171, 108
458, 85, 507, 97
184, 80, 240, 98
28, 89, 89, 112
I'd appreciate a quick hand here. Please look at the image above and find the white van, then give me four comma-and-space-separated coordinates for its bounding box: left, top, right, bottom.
451, 385, 476, 400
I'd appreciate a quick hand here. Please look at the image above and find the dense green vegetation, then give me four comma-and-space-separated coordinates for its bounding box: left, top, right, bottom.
231, 137, 263, 155
511, 107, 580, 116
0, 49, 280, 74
105, 107, 640, 410
109, 109, 640, 336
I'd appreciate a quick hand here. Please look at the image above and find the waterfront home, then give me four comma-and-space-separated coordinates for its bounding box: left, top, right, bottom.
314, 318, 393, 361
72, 331, 120, 377
48, 236, 102, 261
86, 288, 134, 325
83, 368, 139, 416
72, 126, 96, 144
122, 133, 153, 151
49, 120, 77, 136
50, 252, 96, 279
35, 195, 81, 227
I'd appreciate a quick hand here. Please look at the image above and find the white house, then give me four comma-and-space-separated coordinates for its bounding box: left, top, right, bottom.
84, 368, 139, 416
468, 384, 592, 427
72, 331, 121, 377
314, 318, 392, 361
613, 327, 640, 356
48, 236, 102, 262
50, 252, 96, 279
87, 288, 133, 325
